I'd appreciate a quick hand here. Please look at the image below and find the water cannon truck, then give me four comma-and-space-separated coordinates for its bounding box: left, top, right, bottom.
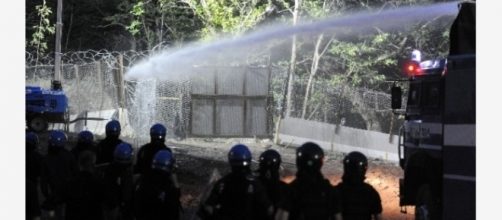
390, 1, 475, 220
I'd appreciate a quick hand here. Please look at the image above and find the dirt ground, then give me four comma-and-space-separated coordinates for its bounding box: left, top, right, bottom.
34, 133, 415, 219
169, 138, 416, 220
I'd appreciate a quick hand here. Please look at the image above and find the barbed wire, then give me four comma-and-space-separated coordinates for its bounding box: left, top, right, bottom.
26, 50, 152, 67
26, 49, 402, 134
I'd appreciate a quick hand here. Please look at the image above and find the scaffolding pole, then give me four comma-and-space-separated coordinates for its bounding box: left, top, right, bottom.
54, 0, 63, 81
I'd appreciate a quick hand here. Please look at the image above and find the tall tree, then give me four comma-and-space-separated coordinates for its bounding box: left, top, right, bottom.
284, 0, 301, 117
186, 0, 270, 40
300, 0, 337, 119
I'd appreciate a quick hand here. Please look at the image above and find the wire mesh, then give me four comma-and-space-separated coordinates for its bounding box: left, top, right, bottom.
26, 50, 191, 139
26, 49, 403, 138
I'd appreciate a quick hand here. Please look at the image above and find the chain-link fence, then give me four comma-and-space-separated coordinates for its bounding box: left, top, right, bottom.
268, 64, 405, 134
26, 49, 403, 139
26, 50, 192, 140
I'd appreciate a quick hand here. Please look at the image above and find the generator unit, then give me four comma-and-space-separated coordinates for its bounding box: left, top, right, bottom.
26, 80, 68, 132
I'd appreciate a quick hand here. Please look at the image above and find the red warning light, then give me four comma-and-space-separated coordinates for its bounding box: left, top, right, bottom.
403, 60, 422, 77
407, 65, 415, 72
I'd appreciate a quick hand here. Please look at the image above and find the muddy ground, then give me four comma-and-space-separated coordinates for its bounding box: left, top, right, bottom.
35, 133, 415, 219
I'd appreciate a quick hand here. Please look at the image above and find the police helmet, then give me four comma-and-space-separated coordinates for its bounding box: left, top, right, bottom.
105, 120, 121, 136
26, 131, 39, 147
78, 130, 94, 144
114, 142, 134, 164
259, 149, 281, 171
343, 151, 368, 174
48, 130, 67, 148
228, 144, 252, 167
150, 123, 167, 141
296, 142, 324, 171
152, 150, 175, 172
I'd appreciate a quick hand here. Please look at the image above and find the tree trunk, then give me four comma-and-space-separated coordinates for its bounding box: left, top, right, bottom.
159, 11, 164, 45
284, 0, 301, 118
142, 17, 152, 50
301, 33, 324, 119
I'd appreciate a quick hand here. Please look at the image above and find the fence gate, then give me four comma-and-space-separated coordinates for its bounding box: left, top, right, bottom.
190, 66, 271, 137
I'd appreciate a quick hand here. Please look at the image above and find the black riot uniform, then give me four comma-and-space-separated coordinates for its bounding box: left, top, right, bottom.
26, 132, 43, 220
40, 131, 78, 219
96, 136, 122, 165
199, 144, 273, 220
256, 149, 288, 213
134, 150, 181, 220
203, 171, 273, 220
63, 151, 105, 220
134, 142, 172, 175
334, 151, 382, 220
276, 142, 342, 220
71, 130, 97, 160
134, 123, 172, 176
96, 120, 123, 165
102, 142, 135, 220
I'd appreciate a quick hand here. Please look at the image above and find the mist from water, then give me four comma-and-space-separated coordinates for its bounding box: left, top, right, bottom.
128, 79, 157, 138
125, 1, 459, 81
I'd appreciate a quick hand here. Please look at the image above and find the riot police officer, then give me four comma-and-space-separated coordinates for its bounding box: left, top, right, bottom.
198, 144, 273, 220
334, 151, 382, 220
256, 149, 287, 214
275, 142, 342, 220
96, 120, 123, 165
103, 142, 135, 220
26, 132, 42, 220
63, 150, 105, 220
40, 130, 78, 220
71, 130, 96, 159
135, 123, 172, 176
134, 150, 181, 220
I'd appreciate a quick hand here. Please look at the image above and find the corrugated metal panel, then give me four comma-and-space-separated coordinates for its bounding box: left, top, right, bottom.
216, 99, 244, 135
191, 99, 214, 135
191, 68, 215, 95
190, 66, 270, 137
216, 67, 244, 95
246, 99, 267, 136
246, 67, 268, 96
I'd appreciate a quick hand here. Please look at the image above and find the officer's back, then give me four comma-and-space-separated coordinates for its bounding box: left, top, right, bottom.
134, 150, 181, 220
71, 130, 96, 160
276, 142, 342, 220
63, 150, 105, 220
207, 172, 271, 220
334, 151, 382, 220
135, 123, 172, 176
282, 171, 341, 220
96, 120, 123, 165
199, 144, 273, 220
256, 149, 288, 212
40, 130, 77, 217
26, 132, 43, 220
103, 142, 135, 220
